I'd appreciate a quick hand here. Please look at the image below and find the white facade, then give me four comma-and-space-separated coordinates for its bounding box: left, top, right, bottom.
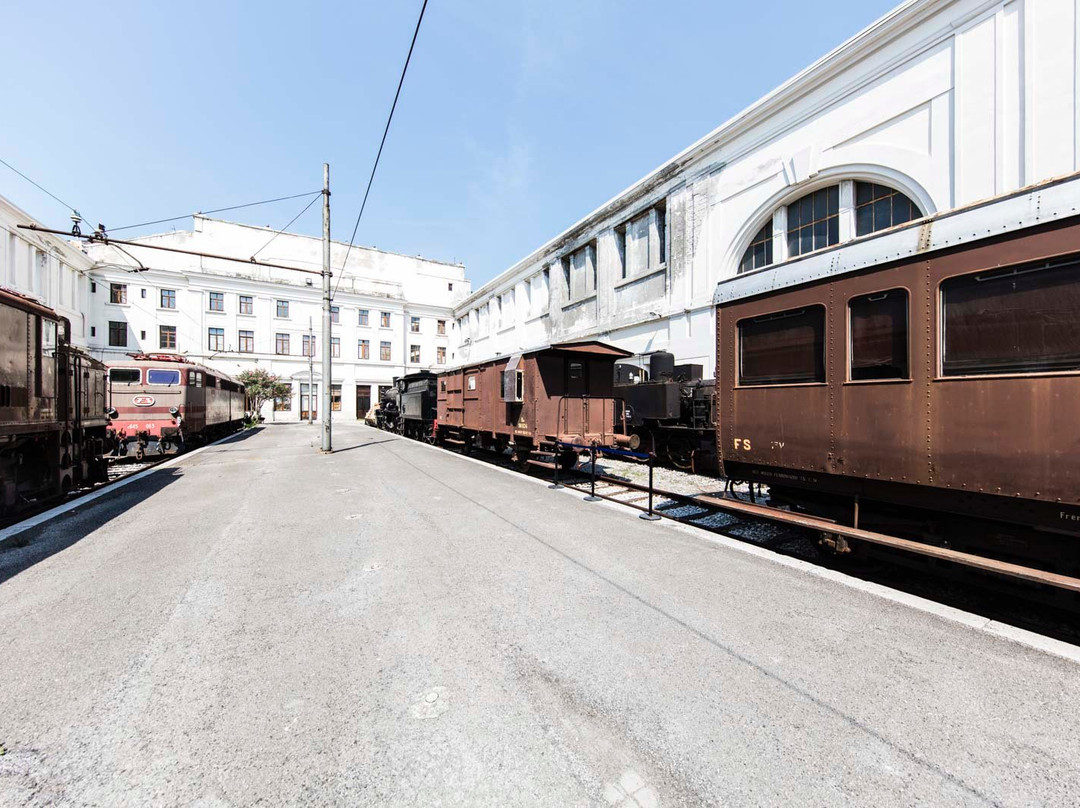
454, 0, 1080, 373
0, 197, 94, 343
84, 217, 469, 420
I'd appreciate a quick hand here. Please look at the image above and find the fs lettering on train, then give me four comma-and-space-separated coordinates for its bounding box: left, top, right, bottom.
733, 438, 785, 451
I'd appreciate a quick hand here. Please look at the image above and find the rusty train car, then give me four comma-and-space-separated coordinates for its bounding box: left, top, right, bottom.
0, 288, 110, 511
714, 175, 1080, 578
107, 354, 245, 459
436, 340, 632, 470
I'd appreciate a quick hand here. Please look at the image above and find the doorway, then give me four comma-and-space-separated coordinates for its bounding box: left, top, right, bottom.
356, 384, 371, 419
300, 382, 318, 420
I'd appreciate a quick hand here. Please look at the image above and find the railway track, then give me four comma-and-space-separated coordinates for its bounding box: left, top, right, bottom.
0, 454, 173, 533
428, 437, 1080, 647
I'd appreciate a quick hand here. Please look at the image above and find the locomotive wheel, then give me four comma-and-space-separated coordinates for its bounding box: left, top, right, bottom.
665, 439, 696, 471
135, 445, 145, 461
558, 450, 579, 472
513, 450, 532, 473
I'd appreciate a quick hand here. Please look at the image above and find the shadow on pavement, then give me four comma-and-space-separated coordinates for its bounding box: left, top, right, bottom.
0, 468, 184, 587
331, 438, 399, 454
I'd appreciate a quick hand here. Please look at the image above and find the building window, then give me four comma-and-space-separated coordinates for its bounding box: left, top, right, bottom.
849, 289, 908, 381
140, 288, 147, 299
109, 283, 127, 304
437, 319, 446, 335
331, 384, 342, 412
358, 339, 370, 360
160, 288, 176, 309
209, 291, 224, 311
274, 394, 291, 411
275, 333, 290, 355
140, 330, 146, 340
276, 300, 289, 318
616, 202, 666, 279
380, 341, 391, 361
562, 242, 597, 303
739, 221, 774, 274
208, 327, 225, 351
786, 187, 839, 259
303, 334, 316, 357
448, 282, 454, 292
159, 325, 176, 350
238, 330, 255, 353
410, 316, 420, 333
437, 346, 446, 365
359, 309, 369, 326
108, 321, 127, 347
855, 182, 920, 237
738, 305, 826, 386
91, 282, 97, 294
331, 305, 340, 324
90, 326, 96, 337
410, 344, 420, 363
380, 311, 391, 328
239, 295, 253, 315
331, 336, 340, 357
941, 260, 1080, 376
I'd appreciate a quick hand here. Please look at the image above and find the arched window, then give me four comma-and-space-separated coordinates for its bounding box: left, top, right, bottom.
786, 186, 839, 258
854, 182, 919, 236
738, 221, 773, 274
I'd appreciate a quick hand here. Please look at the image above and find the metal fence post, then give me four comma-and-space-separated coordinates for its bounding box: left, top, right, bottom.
549, 443, 563, 490
640, 452, 661, 521
584, 442, 600, 502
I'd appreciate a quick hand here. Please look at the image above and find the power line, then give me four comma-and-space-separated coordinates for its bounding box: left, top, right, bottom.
0, 156, 83, 217
107, 191, 321, 233
251, 192, 321, 259
333, 0, 429, 300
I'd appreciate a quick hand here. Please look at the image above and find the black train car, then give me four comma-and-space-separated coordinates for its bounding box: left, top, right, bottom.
378, 371, 438, 441
615, 351, 717, 473
0, 287, 109, 511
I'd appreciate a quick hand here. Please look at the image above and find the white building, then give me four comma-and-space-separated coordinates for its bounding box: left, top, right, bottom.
454, 0, 1080, 373
0, 197, 94, 343
85, 216, 469, 420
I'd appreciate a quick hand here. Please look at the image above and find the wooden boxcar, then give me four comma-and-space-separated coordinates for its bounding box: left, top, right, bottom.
714, 177, 1080, 575
436, 340, 632, 469
108, 355, 245, 458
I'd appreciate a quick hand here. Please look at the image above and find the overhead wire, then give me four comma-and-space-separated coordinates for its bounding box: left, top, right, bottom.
250, 192, 322, 259
107, 190, 321, 233
332, 0, 429, 300
0, 156, 87, 220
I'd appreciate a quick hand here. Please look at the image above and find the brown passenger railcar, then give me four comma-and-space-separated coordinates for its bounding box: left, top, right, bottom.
715, 178, 1080, 575
436, 340, 632, 469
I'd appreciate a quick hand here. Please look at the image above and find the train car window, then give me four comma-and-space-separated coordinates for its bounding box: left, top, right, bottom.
942, 260, 1080, 376
109, 368, 141, 384
849, 289, 909, 380
467, 375, 477, 391
569, 362, 583, 379
738, 305, 826, 385
147, 369, 181, 386
188, 370, 203, 388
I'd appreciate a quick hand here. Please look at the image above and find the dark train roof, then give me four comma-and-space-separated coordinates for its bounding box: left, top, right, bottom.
0, 286, 63, 320
443, 339, 632, 373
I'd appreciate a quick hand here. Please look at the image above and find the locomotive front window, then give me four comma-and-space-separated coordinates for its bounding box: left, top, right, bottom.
109, 368, 141, 384
738, 305, 825, 385
942, 260, 1080, 376
849, 289, 909, 381
147, 369, 181, 386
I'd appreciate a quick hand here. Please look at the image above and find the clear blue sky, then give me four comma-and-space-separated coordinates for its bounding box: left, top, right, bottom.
0, 0, 898, 286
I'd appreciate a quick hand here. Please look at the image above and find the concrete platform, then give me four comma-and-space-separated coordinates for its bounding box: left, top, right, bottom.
0, 421, 1077, 806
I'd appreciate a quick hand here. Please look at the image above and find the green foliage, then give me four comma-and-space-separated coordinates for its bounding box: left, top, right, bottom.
237, 368, 291, 424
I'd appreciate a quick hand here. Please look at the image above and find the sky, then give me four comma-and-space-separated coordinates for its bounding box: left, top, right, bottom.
0, 0, 899, 286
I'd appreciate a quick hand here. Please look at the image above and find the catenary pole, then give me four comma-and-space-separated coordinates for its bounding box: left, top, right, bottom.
321, 163, 332, 453
307, 316, 314, 425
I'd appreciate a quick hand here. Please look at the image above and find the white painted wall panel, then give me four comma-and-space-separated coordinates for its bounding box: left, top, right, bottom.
1027, 0, 1076, 179
956, 13, 999, 203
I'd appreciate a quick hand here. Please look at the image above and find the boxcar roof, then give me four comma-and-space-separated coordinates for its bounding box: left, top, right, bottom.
442, 339, 632, 373
0, 286, 62, 321
715, 171, 1080, 306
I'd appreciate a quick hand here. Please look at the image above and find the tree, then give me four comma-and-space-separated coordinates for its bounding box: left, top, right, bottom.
237, 368, 291, 424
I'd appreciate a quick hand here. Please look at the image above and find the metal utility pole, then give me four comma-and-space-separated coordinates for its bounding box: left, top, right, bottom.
307, 317, 314, 425
320, 163, 332, 453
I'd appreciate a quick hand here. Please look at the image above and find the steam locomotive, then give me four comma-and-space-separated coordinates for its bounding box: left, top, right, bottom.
614, 351, 717, 473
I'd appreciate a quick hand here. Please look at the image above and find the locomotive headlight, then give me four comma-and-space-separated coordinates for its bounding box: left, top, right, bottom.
169, 407, 179, 417
106, 407, 118, 419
